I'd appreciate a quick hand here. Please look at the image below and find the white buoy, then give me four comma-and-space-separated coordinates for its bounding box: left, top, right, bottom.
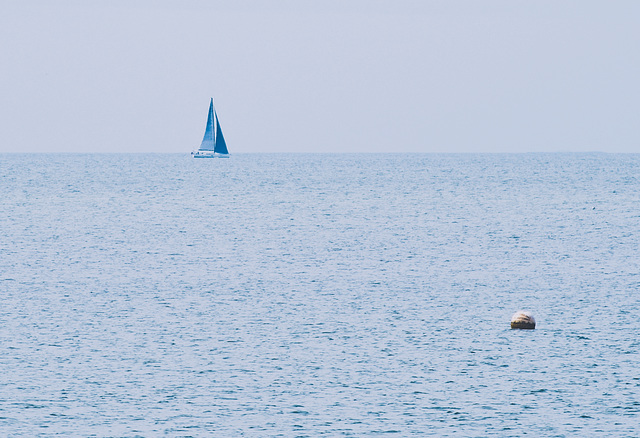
511, 310, 536, 329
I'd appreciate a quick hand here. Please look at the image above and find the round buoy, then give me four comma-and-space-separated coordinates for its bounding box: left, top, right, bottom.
511, 310, 536, 329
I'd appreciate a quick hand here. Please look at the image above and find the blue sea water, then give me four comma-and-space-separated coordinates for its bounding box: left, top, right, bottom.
1, 153, 639, 437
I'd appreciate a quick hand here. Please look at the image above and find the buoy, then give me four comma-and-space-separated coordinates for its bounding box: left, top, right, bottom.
511, 310, 536, 329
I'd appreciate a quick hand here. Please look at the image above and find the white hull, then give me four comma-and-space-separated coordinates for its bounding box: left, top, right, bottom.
192, 152, 229, 158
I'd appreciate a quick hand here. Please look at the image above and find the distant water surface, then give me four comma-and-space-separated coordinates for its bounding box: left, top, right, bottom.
1, 153, 639, 436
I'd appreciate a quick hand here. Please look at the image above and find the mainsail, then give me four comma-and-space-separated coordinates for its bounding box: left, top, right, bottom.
199, 99, 216, 151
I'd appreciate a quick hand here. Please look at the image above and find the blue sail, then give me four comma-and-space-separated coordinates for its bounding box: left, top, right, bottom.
199, 99, 216, 151
213, 109, 229, 155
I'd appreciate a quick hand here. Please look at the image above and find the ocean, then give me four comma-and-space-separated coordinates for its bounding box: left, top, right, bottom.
1, 153, 639, 436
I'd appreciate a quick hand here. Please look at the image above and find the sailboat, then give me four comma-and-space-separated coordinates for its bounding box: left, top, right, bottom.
192, 98, 229, 158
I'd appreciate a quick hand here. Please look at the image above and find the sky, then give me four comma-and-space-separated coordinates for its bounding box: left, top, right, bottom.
1, 0, 639, 153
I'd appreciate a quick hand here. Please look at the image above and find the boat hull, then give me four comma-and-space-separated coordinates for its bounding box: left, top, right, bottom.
192, 152, 229, 158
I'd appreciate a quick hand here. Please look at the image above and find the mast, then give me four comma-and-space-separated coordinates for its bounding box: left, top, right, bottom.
212, 98, 217, 147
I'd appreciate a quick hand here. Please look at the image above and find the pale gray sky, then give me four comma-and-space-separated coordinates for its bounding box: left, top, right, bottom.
1, 0, 639, 153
